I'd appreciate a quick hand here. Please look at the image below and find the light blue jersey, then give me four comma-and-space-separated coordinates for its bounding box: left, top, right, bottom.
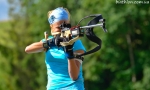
42, 36, 86, 90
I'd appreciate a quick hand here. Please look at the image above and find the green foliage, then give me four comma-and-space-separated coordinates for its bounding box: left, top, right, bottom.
0, 0, 150, 90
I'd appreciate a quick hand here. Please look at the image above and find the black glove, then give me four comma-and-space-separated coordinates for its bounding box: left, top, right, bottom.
47, 35, 63, 47
47, 38, 55, 47
54, 34, 63, 47
43, 38, 55, 51
63, 37, 74, 59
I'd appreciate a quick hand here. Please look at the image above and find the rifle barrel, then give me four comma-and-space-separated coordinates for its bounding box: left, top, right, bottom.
80, 23, 103, 29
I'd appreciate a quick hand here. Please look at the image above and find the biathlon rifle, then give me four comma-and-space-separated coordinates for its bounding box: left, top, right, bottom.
45, 14, 107, 57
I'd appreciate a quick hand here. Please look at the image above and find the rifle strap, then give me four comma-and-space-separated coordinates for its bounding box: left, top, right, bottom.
76, 15, 102, 57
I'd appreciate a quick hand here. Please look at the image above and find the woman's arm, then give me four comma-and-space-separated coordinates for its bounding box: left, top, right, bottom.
68, 50, 84, 80
25, 41, 45, 53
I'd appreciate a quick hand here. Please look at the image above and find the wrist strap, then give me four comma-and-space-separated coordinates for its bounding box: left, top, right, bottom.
65, 52, 74, 59
43, 40, 49, 49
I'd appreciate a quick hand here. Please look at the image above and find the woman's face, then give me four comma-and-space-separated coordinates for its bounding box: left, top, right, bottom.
50, 20, 69, 34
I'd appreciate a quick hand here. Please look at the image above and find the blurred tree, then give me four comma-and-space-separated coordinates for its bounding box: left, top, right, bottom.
81, 0, 150, 90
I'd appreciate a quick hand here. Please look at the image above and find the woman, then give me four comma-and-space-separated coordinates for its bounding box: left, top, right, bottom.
25, 7, 86, 90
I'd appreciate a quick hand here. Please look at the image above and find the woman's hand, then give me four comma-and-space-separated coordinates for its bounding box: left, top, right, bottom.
68, 50, 84, 81
61, 37, 84, 80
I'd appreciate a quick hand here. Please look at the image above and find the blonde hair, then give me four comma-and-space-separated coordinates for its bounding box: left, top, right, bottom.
47, 7, 70, 23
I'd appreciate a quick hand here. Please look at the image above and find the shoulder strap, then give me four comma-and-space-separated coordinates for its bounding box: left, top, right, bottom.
76, 15, 102, 57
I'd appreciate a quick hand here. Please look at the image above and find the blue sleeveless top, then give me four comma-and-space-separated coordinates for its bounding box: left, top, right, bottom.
42, 36, 86, 90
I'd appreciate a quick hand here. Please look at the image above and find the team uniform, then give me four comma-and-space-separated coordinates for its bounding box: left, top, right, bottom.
42, 36, 86, 90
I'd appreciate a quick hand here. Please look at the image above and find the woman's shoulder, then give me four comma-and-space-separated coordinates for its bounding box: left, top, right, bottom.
74, 39, 86, 51
48, 36, 53, 39
75, 39, 83, 44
